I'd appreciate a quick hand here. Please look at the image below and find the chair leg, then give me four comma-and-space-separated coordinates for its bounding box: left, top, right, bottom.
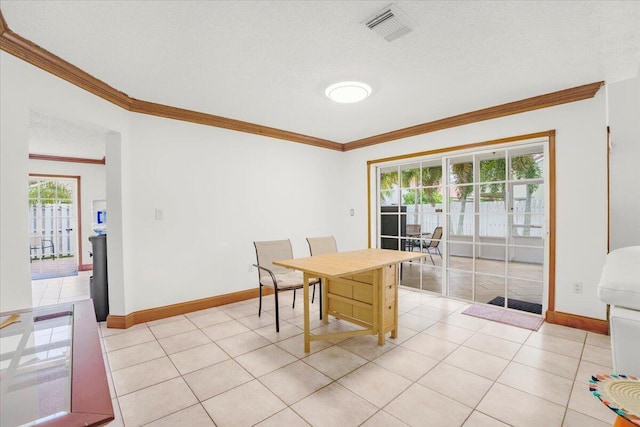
312, 282, 316, 303
428, 249, 435, 265
274, 290, 280, 332
258, 284, 263, 317
292, 288, 296, 308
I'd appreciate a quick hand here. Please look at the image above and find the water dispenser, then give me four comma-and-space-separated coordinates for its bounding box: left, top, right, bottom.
92, 200, 107, 235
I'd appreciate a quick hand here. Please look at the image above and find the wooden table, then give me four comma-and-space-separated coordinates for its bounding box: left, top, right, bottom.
274, 248, 425, 352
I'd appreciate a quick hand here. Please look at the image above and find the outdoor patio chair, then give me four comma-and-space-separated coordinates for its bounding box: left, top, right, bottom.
405, 224, 421, 252
306, 236, 338, 310
424, 226, 443, 265
29, 233, 55, 261
253, 239, 320, 332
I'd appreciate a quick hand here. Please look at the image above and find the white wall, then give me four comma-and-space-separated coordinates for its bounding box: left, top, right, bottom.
340, 92, 609, 320
27, 159, 106, 267
608, 72, 640, 250
0, 49, 618, 322
0, 53, 31, 312
1, 51, 128, 311
119, 113, 344, 313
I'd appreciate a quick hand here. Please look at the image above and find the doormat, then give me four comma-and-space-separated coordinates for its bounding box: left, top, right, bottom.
462, 304, 544, 331
487, 296, 542, 315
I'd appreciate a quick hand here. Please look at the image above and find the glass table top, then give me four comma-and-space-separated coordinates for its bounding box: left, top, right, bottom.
0, 304, 74, 427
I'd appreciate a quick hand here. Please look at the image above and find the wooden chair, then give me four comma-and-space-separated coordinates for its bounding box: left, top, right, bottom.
253, 239, 319, 332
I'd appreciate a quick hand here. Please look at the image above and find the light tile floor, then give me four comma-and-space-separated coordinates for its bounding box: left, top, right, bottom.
32, 276, 617, 427
400, 257, 544, 306
31, 270, 92, 307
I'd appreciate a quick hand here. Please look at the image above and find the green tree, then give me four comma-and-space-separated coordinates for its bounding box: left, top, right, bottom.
401, 167, 420, 209
451, 162, 473, 235
421, 166, 443, 205
379, 171, 398, 204
401, 166, 442, 205
379, 167, 443, 248
511, 155, 541, 236
478, 156, 541, 235
402, 190, 443, 205
479, 158, 506, 199
29, 181, 72, 205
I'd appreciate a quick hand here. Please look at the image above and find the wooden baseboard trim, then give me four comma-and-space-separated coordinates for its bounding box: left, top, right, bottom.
78, 264, 93, 272
105, 287, 274, 329
545, 310, 609, 335
105, 314, 132, 329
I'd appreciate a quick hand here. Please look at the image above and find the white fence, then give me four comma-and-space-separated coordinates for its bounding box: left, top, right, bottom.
29, 203, 75, 257
402, 199, 544, 237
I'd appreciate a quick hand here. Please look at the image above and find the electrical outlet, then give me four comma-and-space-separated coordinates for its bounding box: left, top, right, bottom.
573, 282, 583, 294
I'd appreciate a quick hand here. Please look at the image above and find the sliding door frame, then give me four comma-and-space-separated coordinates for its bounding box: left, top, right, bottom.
367, 130, 557, 315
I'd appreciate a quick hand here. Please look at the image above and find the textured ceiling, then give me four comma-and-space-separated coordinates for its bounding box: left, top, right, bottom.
2, 1, 640, 146
28, 110, 107, 159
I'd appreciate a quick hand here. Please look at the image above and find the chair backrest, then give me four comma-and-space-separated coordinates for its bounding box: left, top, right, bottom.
428, 226, 443, 248
406, 224, 420, 234
254, 240, 294, 278
29, 233, 41, 247
307, 236, 337, 256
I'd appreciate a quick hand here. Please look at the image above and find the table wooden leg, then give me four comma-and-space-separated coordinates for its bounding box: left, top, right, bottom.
322, 277, 329, 324
303, 272, 310, 353
390, 264, 399, 339
374, 268, 384, 345
317, 277, 322, 321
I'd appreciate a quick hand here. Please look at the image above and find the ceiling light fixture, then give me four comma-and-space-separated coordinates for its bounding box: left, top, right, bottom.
325, 81, 372, 103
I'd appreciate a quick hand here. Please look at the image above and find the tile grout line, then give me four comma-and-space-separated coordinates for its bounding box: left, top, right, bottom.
90, 289, 611, 426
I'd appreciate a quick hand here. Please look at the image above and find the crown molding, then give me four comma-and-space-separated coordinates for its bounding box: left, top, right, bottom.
0, 9, 603, 153
29, 153, 106, 165
0, 25, 132, 109
366, 130, 556, 166
343, 81, 604, 151
0, 8, 8, 34
0, 9, 342, 152
129, 99, 343, 151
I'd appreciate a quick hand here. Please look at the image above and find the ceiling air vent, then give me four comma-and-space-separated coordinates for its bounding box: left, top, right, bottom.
363, 4, 413, 42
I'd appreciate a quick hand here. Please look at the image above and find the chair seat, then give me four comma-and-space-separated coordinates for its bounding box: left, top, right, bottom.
254, 239, 321, 332
260, 271, 305, 289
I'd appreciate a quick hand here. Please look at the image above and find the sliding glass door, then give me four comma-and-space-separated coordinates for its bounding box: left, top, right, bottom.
378, 161, 444, 294
376, 139, 547, 315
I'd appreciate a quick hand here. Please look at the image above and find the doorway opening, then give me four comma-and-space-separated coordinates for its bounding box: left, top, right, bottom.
29, 175, 80, 280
